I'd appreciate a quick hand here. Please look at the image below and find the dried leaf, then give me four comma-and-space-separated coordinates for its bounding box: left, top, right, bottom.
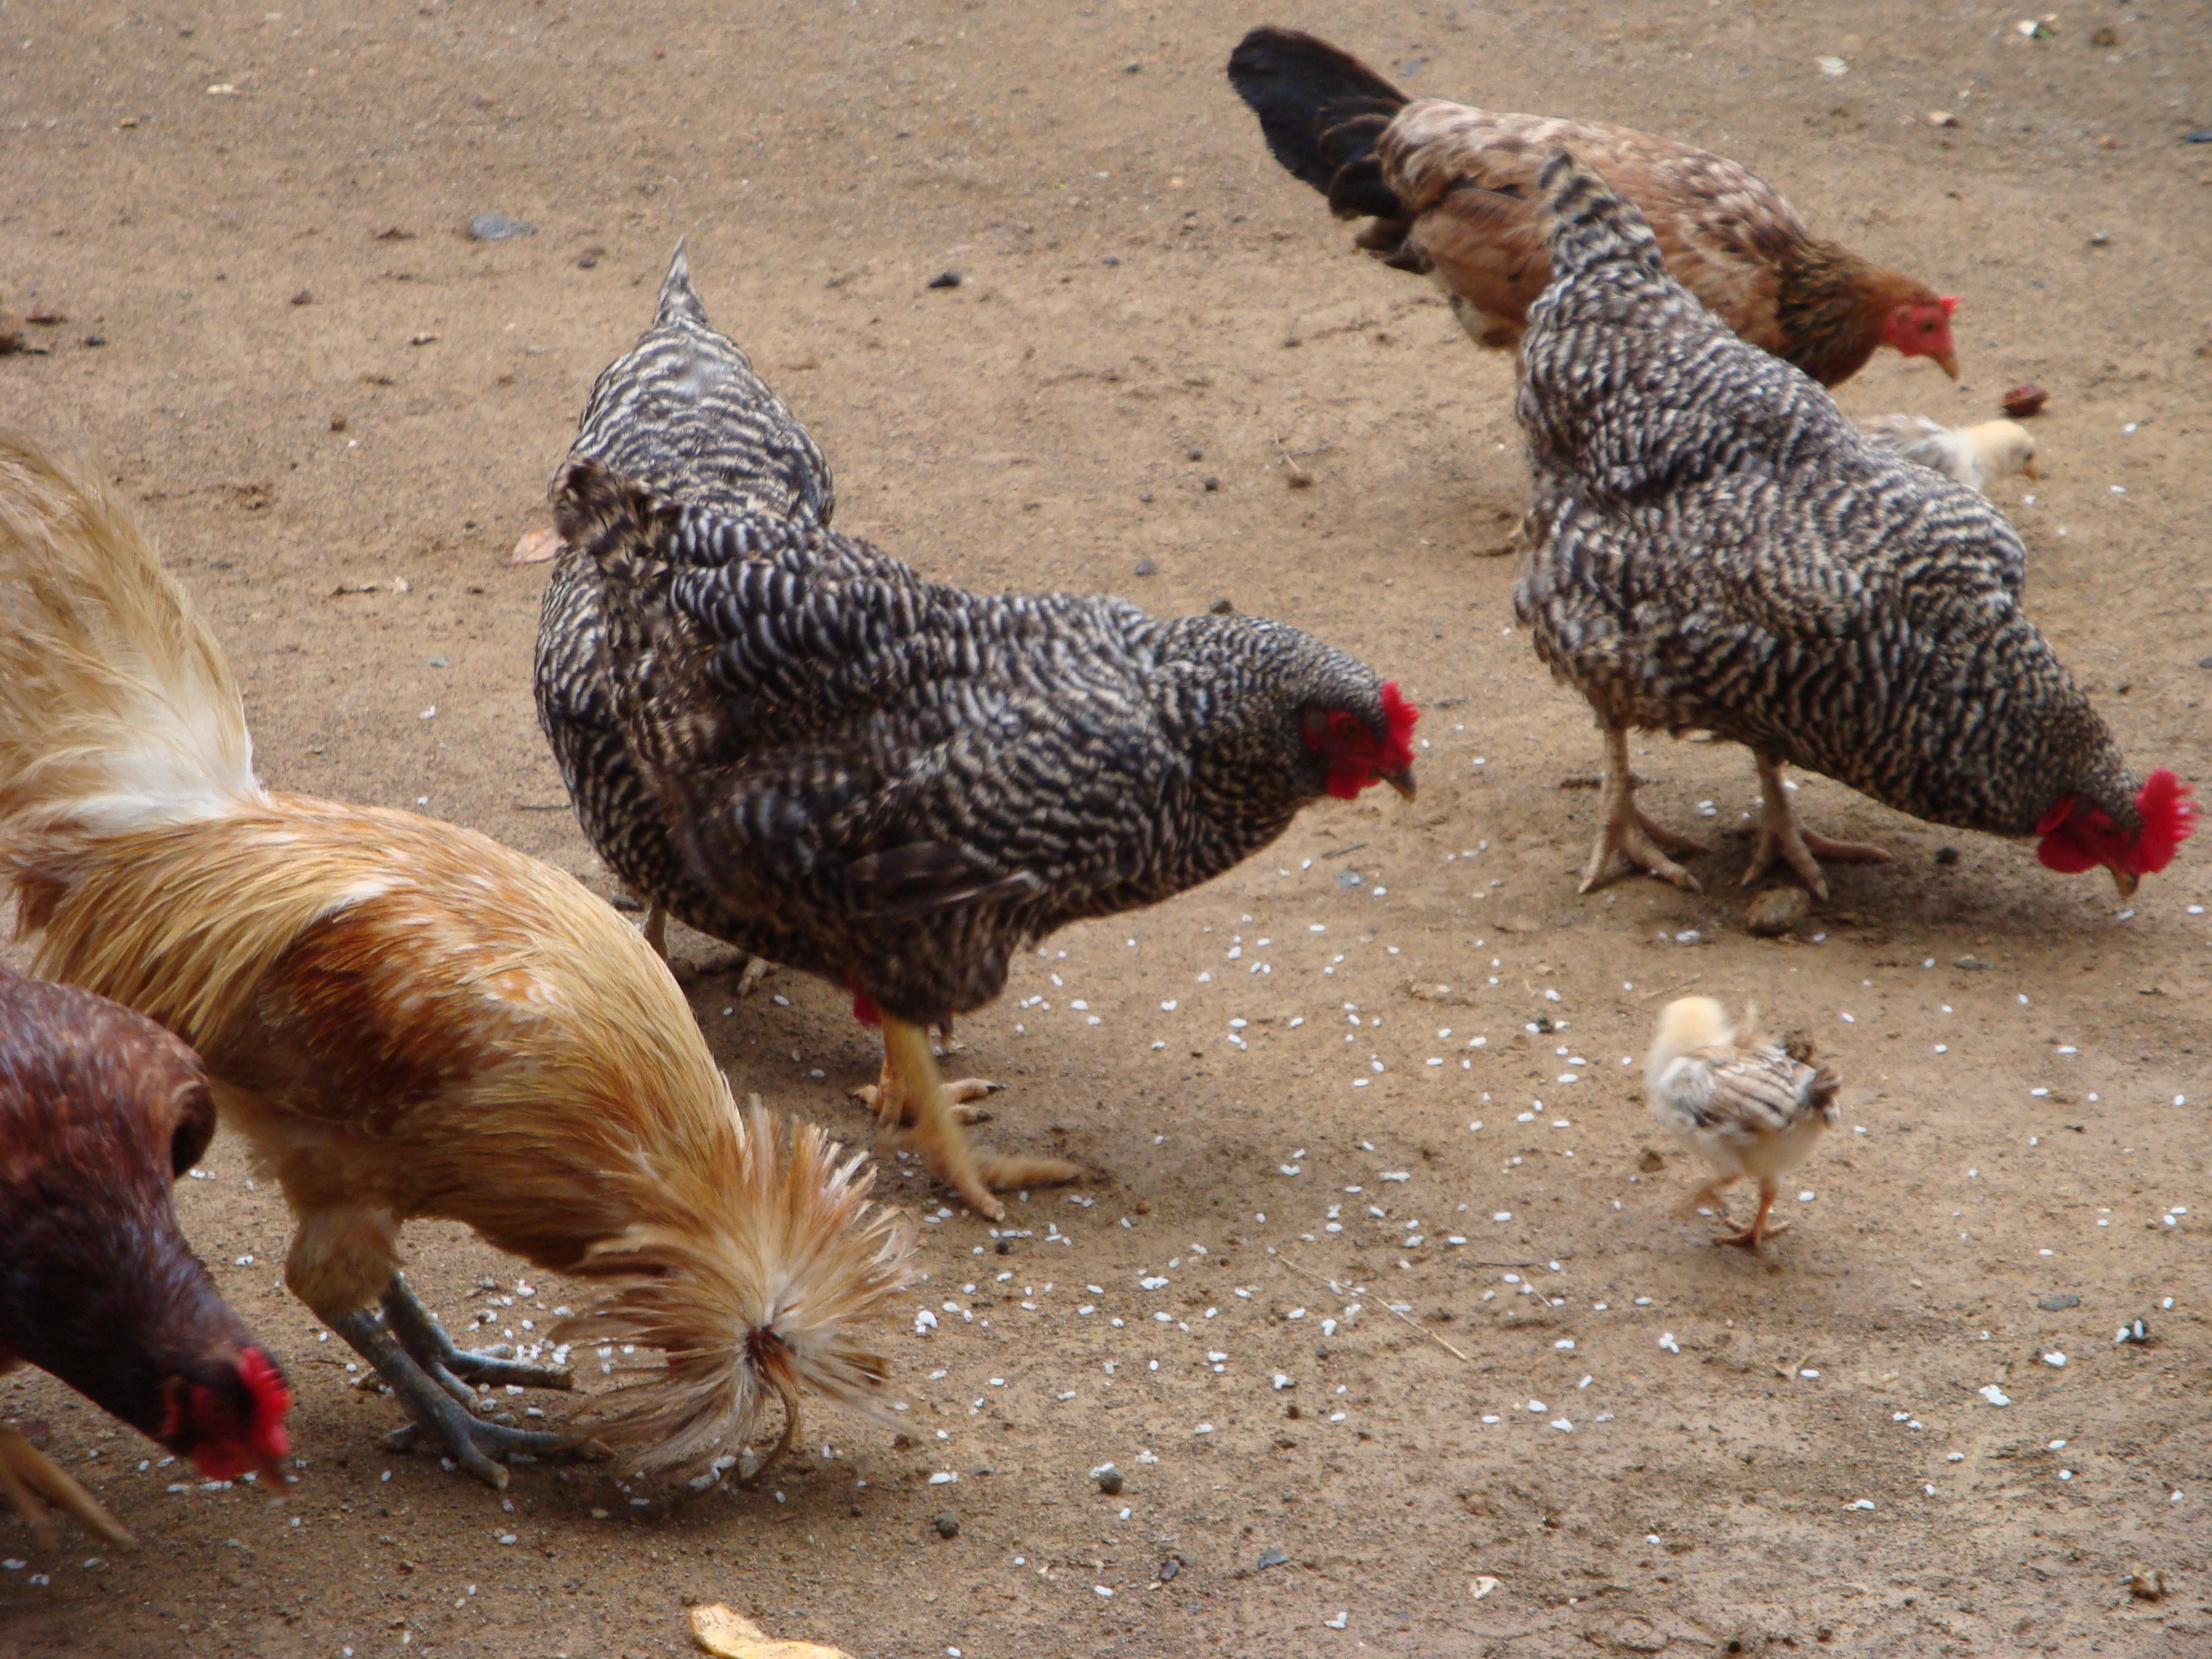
510, 527, 563, 565
689, 1603, 852, 1659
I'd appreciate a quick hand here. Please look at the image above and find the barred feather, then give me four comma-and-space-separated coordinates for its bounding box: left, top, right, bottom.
1512, 153, 2151, 844
536, 254, 1414, 1027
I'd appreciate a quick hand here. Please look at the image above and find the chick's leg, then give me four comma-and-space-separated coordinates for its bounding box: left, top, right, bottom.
0, 1425, 133, 1547
1676, 1177, 1738, 1226
381, 1274, 573, 1391
1742, 755, 1889, 901
862, 1016, 1078, 1223
1717, 1178, 1790, 1249
1581, 726, 1706, 894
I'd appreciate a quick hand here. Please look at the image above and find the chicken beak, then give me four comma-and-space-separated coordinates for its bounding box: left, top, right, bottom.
1933, 350, 1961, 381
2110, 864, 2139, 900
1384, 767, 1417, 802
2020, 457, 2041, 480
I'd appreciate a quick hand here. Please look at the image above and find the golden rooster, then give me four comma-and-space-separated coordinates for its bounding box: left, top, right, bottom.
0, 435, 914, 1488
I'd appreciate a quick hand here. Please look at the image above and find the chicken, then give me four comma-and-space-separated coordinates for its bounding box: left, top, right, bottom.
1510, 152, 2193, 901
1645, 997, 1839, 1249
0, 966, 291, 1544
536, 249, 1419, 1223
1860, 415, 2038, 494
0, 434, 914, 1490
1227, 26, 1959, 388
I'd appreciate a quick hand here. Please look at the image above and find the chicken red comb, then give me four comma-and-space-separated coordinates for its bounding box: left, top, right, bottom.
1378, 680, 1418, 772
240, 1347, 293, 1464
2125, 769, 2194, 875
1939, 295, 1959, 316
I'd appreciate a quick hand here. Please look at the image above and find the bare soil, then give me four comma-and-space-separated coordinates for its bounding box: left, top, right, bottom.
3, 2, 2210, 1655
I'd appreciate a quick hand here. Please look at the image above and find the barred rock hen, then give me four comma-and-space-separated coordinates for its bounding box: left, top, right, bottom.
1, 966, 291, 1543
1645, 996, 1839, 1250
1227, 26, 1959, 387
0, 434, 913, 1490
1511, 154, 2192, 900
537, 249, 1418, 1222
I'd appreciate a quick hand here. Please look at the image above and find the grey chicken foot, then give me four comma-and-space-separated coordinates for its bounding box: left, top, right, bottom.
330, 1301, 581, 1490
380, 1273, 574, 1392
1580, 727, 1706, 893
1742, 756, 1889, 901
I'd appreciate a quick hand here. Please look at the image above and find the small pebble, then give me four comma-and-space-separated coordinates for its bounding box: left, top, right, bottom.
1134, 557, 1157, 577
1095, 1465, 1124, 1495
466, 210, 535, 241
1954, 955, 1987, 971
934, 1513, 960, 1538
926, 270, 962, 289
1745, 886, 1811, 937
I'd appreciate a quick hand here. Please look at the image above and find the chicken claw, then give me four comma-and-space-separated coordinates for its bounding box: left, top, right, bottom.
332, 1306, 581, 1490
1715, 1179, 1789, 1249
862, 1019, 1077, 1221
0, 1425, 134, 1547
1580, 727, 1706, 893
1743, 756, 1889, 899
381, 1275, 574, 1393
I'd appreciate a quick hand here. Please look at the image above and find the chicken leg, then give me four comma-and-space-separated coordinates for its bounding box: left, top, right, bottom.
856, 1015, 1079, 1223
1580, 726, 1706, 893
0, 1425, 133, 1547
1741, 754, 1889, 900
328, 1286, 581, 1490
380, 1274, 573, 1393
638, 903, 773, 993
1715, 1177, 1789, 1249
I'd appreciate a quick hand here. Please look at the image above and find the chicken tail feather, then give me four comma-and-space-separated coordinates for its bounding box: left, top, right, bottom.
0, 434, 260, 854
1227, 26, 1410, 220
1535, 148, 1669, 285
554, 1099, 916, 1479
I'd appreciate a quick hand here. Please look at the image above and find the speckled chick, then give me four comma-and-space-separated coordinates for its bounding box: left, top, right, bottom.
1645, 996, 1839, 1249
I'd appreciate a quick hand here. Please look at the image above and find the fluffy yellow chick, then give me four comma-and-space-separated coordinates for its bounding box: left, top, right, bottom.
1860, 414, 2038, 493
1644, 997, 1840, 1248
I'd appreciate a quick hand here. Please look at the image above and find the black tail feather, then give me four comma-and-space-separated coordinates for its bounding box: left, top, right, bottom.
1227, 26, 1410, 220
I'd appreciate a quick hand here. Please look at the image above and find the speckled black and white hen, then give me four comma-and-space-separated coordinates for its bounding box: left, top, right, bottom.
1511, 152, 2191, 901
537, 244, 834, 972
537, 249, 1418, 1220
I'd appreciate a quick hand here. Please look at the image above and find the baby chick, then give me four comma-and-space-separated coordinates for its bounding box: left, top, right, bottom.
1860, 414, 2038, 494
1645, 997, 1840, 1248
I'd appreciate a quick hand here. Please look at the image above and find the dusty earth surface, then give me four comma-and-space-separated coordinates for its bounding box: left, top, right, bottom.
4, 1, 2211, 1654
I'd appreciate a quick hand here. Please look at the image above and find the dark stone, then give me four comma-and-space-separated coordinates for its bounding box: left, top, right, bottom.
934, 1513, 960, 1538
926, 270, 962, 289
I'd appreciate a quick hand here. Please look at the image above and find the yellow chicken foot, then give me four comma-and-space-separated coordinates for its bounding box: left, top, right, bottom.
1742, 756, 1889, 900
858, 1017, 1078, 1222
1715, 1178, 1790, 1249
0, 1425, 134, 1547
1581, 727, 1706, 893
330, 1307, 580, 1490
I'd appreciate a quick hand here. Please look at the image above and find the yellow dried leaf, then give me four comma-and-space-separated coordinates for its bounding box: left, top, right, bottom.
689, 1603, 853, 1659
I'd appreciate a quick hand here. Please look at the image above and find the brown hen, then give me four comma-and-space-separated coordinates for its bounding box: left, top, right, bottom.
0, 966, 291, 1543
1228, 26, 1959, 386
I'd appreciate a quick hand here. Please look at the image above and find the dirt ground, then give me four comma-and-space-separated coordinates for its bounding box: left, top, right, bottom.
4, 1, 2211, 1654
